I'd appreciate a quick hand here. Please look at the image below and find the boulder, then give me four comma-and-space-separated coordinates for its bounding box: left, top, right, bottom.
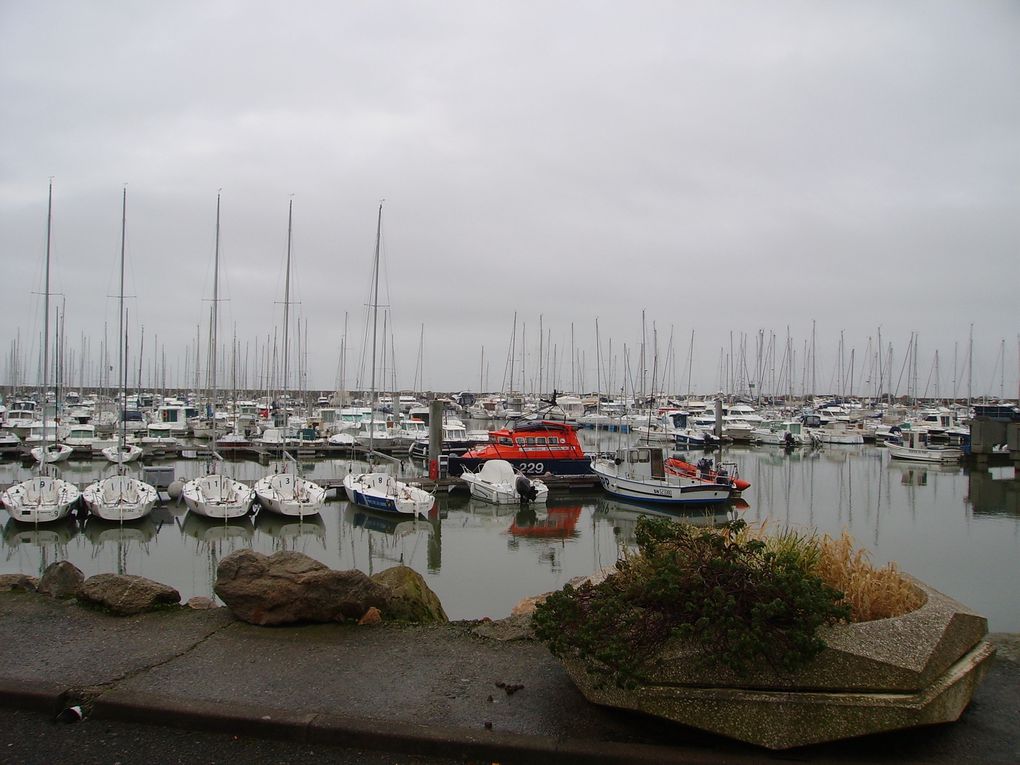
0, 573, 38, 592
37, 561, 84, 599
370, 565, 448, 624
79, 574, 181, 615
186, 596, 217, 610
214, 549, 389, 626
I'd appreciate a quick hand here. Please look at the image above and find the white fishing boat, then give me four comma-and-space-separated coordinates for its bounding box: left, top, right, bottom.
459, 459, 548, 505
591, 446, 731, 505
82, 189, 158, 522
343, 472, 434, 517
888, 429, 963, 464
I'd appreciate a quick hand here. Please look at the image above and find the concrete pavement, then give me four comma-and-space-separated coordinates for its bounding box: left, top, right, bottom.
0, 592, 1017, 764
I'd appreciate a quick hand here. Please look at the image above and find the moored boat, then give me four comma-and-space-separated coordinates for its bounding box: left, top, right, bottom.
343, 471, 434, 517
459, 459, 549, 505
447, 419, 590, 477
591, 446, 731, 506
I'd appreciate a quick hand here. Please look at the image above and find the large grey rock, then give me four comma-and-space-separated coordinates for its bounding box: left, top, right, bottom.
214, 549, 389, 625
79, 574, 181, 615
37, 560, 84, 599
559, 577, 996, 749
0, 573, 38, 592
370, 565, 447, 624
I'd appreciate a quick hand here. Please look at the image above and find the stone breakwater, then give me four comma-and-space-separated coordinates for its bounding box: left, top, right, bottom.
0, 550, 449, 625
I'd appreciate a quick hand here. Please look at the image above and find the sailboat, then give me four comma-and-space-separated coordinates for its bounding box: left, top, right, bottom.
254, 200, 326, 517
82, 188, 158, 522
1, 181, 81, 523
343, 203, 435, 518
181, 193, 253, 519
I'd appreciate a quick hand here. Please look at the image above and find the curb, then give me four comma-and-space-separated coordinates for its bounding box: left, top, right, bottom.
89, 687, 733, 765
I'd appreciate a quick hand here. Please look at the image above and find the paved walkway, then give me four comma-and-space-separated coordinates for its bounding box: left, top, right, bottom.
0, 593, 1016, 764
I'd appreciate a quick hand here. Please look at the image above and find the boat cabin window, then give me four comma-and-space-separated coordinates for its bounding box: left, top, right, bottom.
526, 437, 536, 445
498, 437, 512, 445
629, 449, 649, 463
515, 437, 525, 446
535, 437, 547, 445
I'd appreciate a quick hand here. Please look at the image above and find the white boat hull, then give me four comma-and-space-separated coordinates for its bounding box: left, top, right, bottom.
888, 445, 962, 463
254, 473, 326, 517
343, 472, 434, 517
31, 443, 73, 463
182, 473, 253, 519
591, 459, 730, 505
83, 475, 158, 521
1, 476, 81, 523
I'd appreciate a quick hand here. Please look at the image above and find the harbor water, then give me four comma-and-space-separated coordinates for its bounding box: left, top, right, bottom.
2, 428, 1018, 631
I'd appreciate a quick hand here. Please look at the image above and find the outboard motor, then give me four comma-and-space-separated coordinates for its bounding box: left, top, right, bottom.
515, 473, 539, 503
784, 431, 795, 448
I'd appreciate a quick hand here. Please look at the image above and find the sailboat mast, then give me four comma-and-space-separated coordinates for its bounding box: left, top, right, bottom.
282, 198, 292, 401
369, 202, 383, 450
117, 187, 127, 459
211, 192, 221, 419
42, 181, 53, 446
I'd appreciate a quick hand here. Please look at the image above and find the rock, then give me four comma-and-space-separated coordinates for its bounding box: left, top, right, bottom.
186, 596, 217, 610
370, 565, 448, 624
214, 549, 389, 626
79, 574, 181, 615
511, 594, 547, 617
0, 573, 38, 592
358, 606, 382, 625
472, 613, 534, 642
38, 561, 84, 599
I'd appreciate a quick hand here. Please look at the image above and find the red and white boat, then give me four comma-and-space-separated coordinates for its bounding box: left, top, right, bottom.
665, 457, 750, 496
447, 419, 591, 477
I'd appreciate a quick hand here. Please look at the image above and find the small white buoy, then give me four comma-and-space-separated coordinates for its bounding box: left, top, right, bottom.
167, 479, 184, 500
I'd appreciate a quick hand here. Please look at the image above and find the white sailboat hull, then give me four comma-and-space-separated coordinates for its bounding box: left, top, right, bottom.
1, 476, 80, 523
343, 472, 434, 517
254, 473, 326, 517
182, 473, 253, 519
82, 474, 157, 521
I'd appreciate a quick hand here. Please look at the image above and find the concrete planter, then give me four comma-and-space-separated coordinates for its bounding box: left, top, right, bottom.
560, 577, 996, 749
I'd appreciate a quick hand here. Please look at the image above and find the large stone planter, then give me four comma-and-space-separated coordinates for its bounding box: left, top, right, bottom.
560, 577, 996, 749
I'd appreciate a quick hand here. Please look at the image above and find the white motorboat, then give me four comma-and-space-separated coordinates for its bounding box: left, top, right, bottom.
459, 459, 549, 505
343, 472, 434, 517
1, 474, 81, 524
591, 446, 731, 506
254, 462, 326, 517
888, 429, 963, 464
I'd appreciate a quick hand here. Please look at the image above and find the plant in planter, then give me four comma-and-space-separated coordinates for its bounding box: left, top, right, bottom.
534, 517, 994, 749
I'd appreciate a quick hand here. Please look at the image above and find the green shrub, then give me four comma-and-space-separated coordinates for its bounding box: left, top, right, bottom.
533, 518, 850, 688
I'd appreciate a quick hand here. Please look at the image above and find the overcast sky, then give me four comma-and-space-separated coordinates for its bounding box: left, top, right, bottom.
1, 0, 1017, 400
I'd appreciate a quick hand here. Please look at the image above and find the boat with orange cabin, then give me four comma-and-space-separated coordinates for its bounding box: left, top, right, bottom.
446, 419, 592, 477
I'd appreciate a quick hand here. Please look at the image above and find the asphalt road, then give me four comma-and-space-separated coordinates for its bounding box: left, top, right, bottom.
1, 707, 473, 765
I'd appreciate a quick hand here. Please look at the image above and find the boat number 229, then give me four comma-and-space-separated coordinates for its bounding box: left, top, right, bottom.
515, 462, 545, 475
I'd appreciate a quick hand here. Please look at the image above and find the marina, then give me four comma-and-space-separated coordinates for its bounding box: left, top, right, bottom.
2, 416, 1018, 631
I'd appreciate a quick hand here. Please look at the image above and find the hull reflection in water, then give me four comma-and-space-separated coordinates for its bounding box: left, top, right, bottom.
4, 516, 79, 547
508, 504, 582, 539
594, 496, 743, 546
254, 509, 327, 541
83, 516, 157, 545
180, 512, 254, 543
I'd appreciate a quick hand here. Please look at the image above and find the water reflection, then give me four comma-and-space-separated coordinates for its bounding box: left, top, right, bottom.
83, 516, 157, 545
593, 495, 740, 547
180, 512, 254, 542
4, 516, 78, 547
1, 442, 1019, 630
